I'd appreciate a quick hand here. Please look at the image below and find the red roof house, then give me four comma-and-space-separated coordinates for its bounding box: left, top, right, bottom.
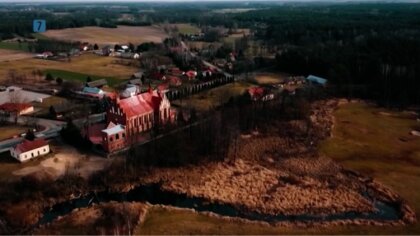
0, 103, 34, 115
184, 70, 197, 80
11, 139, 50, 162
248, 87, 274, 101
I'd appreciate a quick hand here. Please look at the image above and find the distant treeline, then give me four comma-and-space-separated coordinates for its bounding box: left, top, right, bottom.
234, 3, 420, 107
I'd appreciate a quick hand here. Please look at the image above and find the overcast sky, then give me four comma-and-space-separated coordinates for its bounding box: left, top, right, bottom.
1, 0, 419, 2
1, 0, 419, 3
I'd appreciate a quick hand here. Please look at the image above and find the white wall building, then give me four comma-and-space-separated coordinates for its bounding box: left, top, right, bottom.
10, 139, 50, 162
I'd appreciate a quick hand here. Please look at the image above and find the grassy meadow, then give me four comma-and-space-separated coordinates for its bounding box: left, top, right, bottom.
0, 53, 137, 84
135, 102, 420, 235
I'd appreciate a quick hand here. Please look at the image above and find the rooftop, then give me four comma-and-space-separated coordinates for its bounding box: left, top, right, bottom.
14, 139, 48, 153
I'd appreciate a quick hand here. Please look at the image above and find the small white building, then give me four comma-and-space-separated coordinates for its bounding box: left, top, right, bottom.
121, 84, 139, 98
10, 139, 50, 162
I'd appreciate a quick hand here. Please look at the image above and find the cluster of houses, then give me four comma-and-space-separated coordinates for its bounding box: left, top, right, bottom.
247, 75, 327, 101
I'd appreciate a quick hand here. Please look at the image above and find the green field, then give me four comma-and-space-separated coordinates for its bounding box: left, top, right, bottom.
0, 42, 29, 51
320, 102, 420, 234
135, 102, 420, 235
44, 69, 122, 87
174, 23, 201, 34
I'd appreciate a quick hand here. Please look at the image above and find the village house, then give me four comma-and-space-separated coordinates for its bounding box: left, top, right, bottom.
248, 87, 275, 102
0, 103, 34, 116
10, 139, 50, 162
83, 86, 104, 95
120, 84, 139, 98
306, 75, 328, 86
184, 70, 197, 80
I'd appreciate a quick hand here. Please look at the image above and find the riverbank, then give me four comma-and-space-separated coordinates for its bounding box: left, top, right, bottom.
0, 99, 416, 234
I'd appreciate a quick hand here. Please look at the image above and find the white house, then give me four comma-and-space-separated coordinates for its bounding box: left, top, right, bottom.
10, 139, 50, 162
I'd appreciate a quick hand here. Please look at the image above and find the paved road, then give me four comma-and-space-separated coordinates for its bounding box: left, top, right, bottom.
0, 113, 106, 153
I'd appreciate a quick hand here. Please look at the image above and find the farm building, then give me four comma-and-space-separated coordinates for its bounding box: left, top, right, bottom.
10, 139, 50, 162
306, 75, 327, 86
86, 79, 108, 88
83, 87, 104, 95
0, 86, 51, 104
0, 103, 34, 115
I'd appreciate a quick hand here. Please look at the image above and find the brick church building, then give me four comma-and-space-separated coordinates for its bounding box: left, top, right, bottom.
93, 89, 174, 153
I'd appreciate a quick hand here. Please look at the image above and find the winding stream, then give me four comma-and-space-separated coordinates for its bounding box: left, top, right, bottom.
38, 184, 401, 227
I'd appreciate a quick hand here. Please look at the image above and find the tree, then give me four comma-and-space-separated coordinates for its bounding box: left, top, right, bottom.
86, 76, 92, 83
56, 77, 63, 85
49, 105, 57, 118
25, 129, 35, 141
45, 73, 54, 81
93, 44, 99, 50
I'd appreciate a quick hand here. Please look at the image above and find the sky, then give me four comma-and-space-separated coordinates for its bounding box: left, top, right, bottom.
0, 0, 418, 2
1, 0, 419, 3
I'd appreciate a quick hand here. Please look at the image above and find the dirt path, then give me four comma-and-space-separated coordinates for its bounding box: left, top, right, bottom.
13, 146, 111, 180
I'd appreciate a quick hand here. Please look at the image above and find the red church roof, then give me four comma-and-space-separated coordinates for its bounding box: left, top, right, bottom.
0, 103, 32, 113
15, 139, 48, 153
117, 90, 164, 119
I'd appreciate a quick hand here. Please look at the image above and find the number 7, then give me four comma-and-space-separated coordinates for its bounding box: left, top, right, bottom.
37, 21, 42, 31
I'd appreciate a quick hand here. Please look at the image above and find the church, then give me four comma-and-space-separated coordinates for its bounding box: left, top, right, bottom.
100, 88, 174, 153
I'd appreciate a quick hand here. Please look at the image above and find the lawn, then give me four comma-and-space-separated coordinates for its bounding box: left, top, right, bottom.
0, 42, 29, 51
172, 81, 254, 112
0, 126, 27, 141
319, 102, 420, 234
44, 69, 121, 86
0, 53, 137, 84
135, 102, 420, 235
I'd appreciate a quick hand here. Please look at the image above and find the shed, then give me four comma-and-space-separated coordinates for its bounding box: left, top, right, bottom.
306, 75, 327, 86
86, 79, 108, 88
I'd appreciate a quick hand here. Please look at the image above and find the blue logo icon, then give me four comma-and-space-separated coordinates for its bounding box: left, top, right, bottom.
33, 19, 46, 33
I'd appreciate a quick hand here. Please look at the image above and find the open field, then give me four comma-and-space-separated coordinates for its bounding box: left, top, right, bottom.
0, 53, 137, 83
252, 72, 288, 85
41, 26, 168, 46
44, 69, 120, 86
172, 81, 254, 112
0, 126, 27, 141
320, 101, 420, 234
0, 49, 33, 62
172, 23, 201, 34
